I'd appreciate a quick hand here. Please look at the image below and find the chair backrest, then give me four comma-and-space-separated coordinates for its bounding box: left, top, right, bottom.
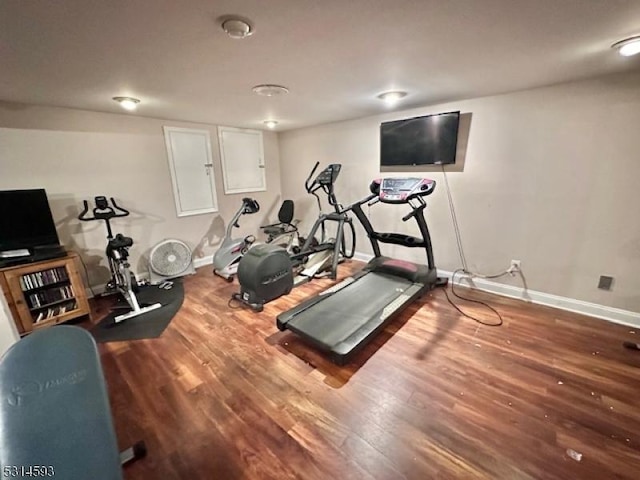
0, 326, 123, 480
278, 200, 295, 224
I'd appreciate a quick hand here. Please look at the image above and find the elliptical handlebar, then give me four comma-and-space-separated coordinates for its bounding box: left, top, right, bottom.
303, 162, 344, 215
78, 196, 130, 222
304, 162, 321, 193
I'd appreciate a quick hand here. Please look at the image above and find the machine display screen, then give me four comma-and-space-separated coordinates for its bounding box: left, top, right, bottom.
376, 177, 435, 204
381, 178, 422, 193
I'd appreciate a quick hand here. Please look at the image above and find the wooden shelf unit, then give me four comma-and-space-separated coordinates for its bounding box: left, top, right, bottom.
0, 251, 90, 335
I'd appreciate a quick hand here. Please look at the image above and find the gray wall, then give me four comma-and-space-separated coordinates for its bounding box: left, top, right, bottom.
278, 71, 640, 313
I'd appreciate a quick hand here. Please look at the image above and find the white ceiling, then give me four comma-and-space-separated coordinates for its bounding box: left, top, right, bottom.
2, 0, 640, 131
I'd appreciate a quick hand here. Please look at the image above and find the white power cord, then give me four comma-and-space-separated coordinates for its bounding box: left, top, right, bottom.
471, 265, 519, 280
441, 165, 468, 272
440, 165, 519, 281
440, 166, 505, 326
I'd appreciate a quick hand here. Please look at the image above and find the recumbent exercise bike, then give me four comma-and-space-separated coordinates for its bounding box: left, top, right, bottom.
213, 197, 260, 281
79, 196, 162, 323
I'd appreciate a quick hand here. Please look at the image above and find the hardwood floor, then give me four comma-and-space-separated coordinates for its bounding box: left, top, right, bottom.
90, 261, 640, 479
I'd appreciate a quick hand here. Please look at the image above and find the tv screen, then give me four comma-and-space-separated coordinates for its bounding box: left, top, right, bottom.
380, 111, 460, 166
0, 189, 60, 253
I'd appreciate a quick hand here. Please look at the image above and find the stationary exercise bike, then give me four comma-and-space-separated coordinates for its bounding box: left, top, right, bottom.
213, 197, 260, 281
78, 196, 162, 323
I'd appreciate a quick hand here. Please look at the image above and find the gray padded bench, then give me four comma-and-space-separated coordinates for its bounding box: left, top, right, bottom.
0, 326, 145, 479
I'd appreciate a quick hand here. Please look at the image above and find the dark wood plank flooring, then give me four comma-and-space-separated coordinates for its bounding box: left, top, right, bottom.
89, 261, 640, 479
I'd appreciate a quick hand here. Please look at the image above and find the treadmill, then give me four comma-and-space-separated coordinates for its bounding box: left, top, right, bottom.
277, 177, 444, 365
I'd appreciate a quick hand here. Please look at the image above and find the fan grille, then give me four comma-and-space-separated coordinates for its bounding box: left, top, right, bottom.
150, 240, 192, 277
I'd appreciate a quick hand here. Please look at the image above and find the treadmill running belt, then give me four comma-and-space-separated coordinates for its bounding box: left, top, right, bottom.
285, 272, 413, 349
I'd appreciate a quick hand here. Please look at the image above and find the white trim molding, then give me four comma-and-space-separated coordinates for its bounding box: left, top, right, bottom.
193, 256, 213, 269
353, 251, 374, 263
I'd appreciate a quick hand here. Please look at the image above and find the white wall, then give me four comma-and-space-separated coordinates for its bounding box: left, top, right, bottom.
278, 71, 640, 313
0, 103, 284, 290
0, 294, 19, 357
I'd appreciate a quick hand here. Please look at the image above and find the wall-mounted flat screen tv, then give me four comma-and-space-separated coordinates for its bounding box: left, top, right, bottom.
380, 111, 460, 166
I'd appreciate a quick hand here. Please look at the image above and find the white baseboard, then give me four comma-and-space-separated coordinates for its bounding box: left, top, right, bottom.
350, 251, 640, 329
194, 255, 213, 269
171, 250, 640, 328
353, 251, 374, 263
84, 259, 211, 299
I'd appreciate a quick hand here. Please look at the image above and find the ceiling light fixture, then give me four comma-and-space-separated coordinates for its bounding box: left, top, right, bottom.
612, 36, 640, 57
377, 91, 407, 106
221, 17, 254, 39
252, 84, 289, 96
263, 120, 278, 129
112, 96, 140, 111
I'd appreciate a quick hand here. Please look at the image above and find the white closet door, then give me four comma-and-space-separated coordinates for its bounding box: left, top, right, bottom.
218, 126, 266, 194
163, 127, 219, 217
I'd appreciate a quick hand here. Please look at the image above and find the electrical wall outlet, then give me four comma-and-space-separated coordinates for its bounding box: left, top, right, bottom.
509, 259, 521, 272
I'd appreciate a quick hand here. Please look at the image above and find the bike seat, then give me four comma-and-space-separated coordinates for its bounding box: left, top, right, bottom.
261, 200, 297, 236
108, 233, 133, 251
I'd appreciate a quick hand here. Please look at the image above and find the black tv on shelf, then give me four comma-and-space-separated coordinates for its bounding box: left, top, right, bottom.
0, 189, 64, 265
380, 111, 460, 167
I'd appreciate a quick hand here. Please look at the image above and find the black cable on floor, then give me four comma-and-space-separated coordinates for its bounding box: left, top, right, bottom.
442, 269, 504, 327
227, 297, 243, 309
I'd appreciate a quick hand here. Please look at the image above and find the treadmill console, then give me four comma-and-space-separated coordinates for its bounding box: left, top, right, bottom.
370, 178, 436, 203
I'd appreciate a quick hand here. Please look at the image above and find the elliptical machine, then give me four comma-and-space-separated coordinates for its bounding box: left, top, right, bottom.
213, 197, 260, 281
290, 162, 356, 282
78, 196, 162, 323
231, 163, 356, 311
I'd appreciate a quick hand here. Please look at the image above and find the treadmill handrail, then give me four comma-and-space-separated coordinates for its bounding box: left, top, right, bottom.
343, 188, 435, 270
343, 193, 377, 212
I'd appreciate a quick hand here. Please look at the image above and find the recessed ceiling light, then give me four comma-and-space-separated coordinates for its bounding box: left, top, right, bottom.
252, 84, 289, 96
377, 91, 407, 106
612, 36, 640, 57
221, 17, 254, 39
263, 120, 278, 129
112, 96, 140, 111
